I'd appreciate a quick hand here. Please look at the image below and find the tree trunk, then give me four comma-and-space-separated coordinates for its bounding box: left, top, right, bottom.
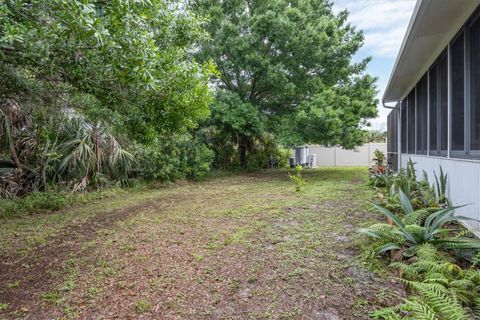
239, 143, 247, 168
9, 140, 22, 169
238, 136, 253, 168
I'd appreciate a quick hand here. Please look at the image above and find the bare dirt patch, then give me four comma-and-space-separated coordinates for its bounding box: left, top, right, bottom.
0, 168, 404, 319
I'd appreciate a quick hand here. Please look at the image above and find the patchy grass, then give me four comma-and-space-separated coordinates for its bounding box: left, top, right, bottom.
0, 167, 404, 319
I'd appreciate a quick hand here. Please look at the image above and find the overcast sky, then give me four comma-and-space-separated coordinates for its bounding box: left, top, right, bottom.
332, 0, 417, 131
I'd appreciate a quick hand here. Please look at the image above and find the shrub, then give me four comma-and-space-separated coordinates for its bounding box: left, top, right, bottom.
0, 191, 67, 217
177, 138, 214, 180
371, 160, 445, 214
244, 138, 290, 171
370, 149, 387, 175
289, 165, 306, 192
0, 187, 123, 218
134, 134, 213, 182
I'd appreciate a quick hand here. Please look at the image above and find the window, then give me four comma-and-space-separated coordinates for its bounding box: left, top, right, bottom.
451, 33, 465, 154
470, 16, 480, 155
416, 74, 428, 154
438, 50, 448, 155
401, 100, 407, 153
407, 89, 416, 153
429, 64, 438, 155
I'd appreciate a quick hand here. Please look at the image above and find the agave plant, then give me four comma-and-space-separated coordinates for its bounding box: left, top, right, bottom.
434, 166, 450, 206
376, 160, 439, 215
360, 191, 480, 257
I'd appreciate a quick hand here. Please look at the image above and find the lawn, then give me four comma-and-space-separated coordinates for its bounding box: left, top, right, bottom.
0, 167, 403, 319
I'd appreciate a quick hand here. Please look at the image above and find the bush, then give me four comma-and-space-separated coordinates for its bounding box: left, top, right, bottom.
0, 191, 67, 217
134, 134, 213, 182
178, 138, 214, 180
244, 134, 290, 171
289, 165, 306, 192
369, 149, 387, 175
206, 131, 289, 171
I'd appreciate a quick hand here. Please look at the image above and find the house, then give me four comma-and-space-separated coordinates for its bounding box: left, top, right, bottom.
384, 0, 480, 232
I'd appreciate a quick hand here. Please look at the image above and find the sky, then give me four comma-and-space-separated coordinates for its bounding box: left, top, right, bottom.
332, 0, 417, 131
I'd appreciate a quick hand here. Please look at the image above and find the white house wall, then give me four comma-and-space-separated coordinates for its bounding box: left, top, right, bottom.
400, 154, 480, 233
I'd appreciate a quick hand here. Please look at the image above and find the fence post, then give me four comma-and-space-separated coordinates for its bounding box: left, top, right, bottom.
334, 146, 337, 166
367, 142, 372, 166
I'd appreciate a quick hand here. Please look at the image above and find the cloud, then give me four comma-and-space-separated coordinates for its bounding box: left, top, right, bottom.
333, 0, 417, 58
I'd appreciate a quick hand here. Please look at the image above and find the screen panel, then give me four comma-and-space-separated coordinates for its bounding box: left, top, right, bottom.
407, 89, 416, 154
438, 50, 448, 156
451, 33, 465, 153
470, 17, 480, 154
429, 64, 438, 155
416, 73, 428, 154
401, 100, 407, 153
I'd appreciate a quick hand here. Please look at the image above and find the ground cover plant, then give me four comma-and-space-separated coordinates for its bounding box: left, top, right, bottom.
363, 155, 480, 319
0, 167, 405, 319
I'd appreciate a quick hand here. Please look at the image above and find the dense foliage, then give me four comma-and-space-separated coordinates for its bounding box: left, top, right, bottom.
1, 0, 380, 202
0, 0, 214, 197
194, 0, 378, 167
1, 0, 214, 139
364, 155, 480, 319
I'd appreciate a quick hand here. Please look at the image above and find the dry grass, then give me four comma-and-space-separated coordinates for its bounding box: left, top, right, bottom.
0, 167, 404, 319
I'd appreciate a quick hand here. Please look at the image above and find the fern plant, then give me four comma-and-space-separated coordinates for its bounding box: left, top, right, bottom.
376, 244, 480, 319
372, 244, 480, 319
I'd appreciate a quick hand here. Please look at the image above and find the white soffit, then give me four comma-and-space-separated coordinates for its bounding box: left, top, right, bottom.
383, 0, 480, 103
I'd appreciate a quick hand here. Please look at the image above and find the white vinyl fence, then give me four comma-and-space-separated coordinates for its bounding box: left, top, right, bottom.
293, 143, 387, 167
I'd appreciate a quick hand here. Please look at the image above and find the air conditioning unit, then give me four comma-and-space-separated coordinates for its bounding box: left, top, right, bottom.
294, 146, 309, 166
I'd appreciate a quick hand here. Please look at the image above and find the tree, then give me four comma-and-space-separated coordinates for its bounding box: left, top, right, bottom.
0, 0, 215, 194
364, 129, 387, 143
0, 0, 214, 142
194, 0, 378, 167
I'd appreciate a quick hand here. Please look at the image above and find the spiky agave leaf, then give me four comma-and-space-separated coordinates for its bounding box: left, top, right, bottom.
375, 243, 402, 255
399, 189, 414, 215
433, 238, 480, 250
370, 202, 412, 239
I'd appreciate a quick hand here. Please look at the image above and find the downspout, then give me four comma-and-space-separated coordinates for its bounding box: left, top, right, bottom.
382, 100, 401, 170
382, 100, 399, 110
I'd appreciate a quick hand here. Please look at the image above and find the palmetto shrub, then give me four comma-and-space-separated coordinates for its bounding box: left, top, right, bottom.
57, 117, 135, 190
0, 107, 136, 196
